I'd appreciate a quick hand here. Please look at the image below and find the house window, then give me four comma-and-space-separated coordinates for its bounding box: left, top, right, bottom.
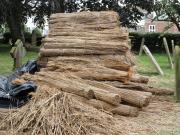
149, 25, 156, 32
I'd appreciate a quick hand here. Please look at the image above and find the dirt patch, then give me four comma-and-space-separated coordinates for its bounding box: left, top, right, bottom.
113, 96, 180, 135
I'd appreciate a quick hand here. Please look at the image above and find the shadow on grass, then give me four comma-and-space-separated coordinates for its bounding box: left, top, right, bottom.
0, 43, 11, 52
138, 71, 159, 76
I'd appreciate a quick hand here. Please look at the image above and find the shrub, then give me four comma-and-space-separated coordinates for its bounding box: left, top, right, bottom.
24, 31, 32, 43
2, 32, 32, 44
3, 32, 12, 43
32, 28, 42, 38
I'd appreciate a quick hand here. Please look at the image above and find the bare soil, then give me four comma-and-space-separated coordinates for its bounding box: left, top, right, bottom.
113, 96, 180, 135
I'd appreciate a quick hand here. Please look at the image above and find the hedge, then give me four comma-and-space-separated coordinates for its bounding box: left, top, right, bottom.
24, 32, 32, 43
130, 32, 180, 53
3, 32, 32, 44
3, 32, 11, 43
2, 28, 43, 45
32, 28, 42, 38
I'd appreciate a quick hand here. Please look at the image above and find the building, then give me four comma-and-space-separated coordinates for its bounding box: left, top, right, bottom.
131, 0, 179, 33
130, 14, 179, 33
144, 19, 179, 33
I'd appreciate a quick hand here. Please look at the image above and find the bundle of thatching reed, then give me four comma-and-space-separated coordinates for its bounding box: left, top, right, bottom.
35, 11, 174, 118
38, 11, 133, 69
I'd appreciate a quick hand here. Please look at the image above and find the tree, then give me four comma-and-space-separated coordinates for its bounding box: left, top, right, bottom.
0, 0, 31, 43
0, 0, 48, 44
154, 0, 180, 31
48, 0, 153, 28
34, 0, 78, 24
79, 0, 153, 28
0, 0, 153, 43
0, 0, 77, 44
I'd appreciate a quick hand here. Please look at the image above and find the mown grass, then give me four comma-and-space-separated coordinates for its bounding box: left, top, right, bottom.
136, 53, 175, 90
0, 43, 38, 76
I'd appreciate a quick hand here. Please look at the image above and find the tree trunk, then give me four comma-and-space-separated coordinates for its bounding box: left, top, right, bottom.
6, 11, 25, 45
51, 0, 65, 13
175, 46, 180, 102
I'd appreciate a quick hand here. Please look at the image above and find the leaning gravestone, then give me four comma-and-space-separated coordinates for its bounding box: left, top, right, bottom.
10, 39, 26, 69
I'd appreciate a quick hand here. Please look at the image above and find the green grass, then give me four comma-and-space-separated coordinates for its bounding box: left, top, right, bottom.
137, 53, 175, 90
0, 43, 38, 76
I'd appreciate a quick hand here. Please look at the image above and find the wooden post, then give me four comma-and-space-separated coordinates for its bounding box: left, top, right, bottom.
128, 38, 132, 49
175, 46, 180, 102
143, 45, 164, 76
171, 40, 175, 60
163, 37, 174, 69
139, 37, 145, 56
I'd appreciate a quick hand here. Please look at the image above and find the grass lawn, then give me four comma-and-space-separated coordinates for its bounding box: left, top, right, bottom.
0, 43, 38, 76
137, 53, 175, 90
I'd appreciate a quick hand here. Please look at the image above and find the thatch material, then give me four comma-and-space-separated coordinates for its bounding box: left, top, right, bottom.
36, 72, 121, 105
84, 79, 152, 108
40, 48, 127, 57
32, 72, 151, 108
86, 99, 139, 117
0, 10, 175, 135
105, 81, 174, 95
0, 85, 122, 135
35, 11, 174, 118
43, 62, 132, 83
39, 11, 133, 68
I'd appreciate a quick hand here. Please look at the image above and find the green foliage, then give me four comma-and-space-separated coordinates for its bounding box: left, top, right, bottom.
153, 0, 180, 31
0, 24, 10, 34
0, 0, 154, 43
32, 28, 42, 38
130, 32, 180, 52
22, 24, 31, 33
24, 31, 32, 43
3, 32, 11, 43
3, 31, 32, 44
37, 0, 154, 28
31, 28, 43, 46
0, 0, 36, 25
79, 0, 153, 28
0, 0, 153, 29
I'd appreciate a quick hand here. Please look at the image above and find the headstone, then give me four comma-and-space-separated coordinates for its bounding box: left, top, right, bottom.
10, 39, 26, 69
